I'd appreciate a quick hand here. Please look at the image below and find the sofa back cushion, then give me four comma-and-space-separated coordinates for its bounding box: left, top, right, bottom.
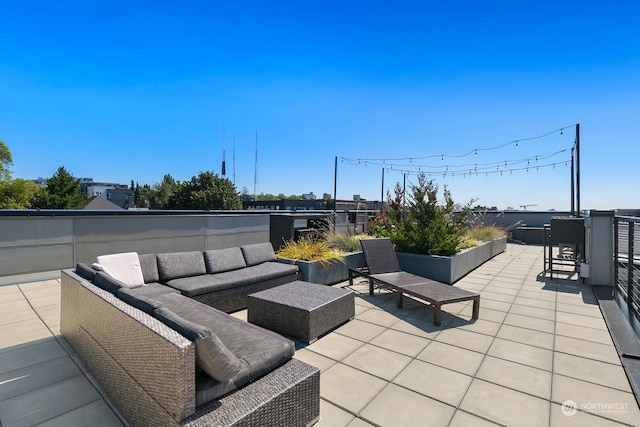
94, 252, 145, 288
204, 248, 247, 274
138, 254, 160, 283
240, 242, 276, 266
154, 304, 243, 382
156, 251, 206, 281
92, 272, 125, 294
117, 287, 163, 314
75, 263, 97, 281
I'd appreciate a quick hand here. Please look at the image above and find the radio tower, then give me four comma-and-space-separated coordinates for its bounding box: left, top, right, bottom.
253, 129, 258, 197
221, 127, 227, 177
232, 133, 236, 185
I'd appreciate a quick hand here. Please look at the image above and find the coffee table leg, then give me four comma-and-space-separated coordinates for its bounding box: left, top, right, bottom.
433, 303, 442, 326
472, 297, 480, 320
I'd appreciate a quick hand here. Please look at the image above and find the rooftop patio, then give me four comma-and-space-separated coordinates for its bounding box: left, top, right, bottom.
1, 243, 639, 426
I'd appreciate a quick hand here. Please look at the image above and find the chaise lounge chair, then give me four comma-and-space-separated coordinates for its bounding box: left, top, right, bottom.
348, 238, 480, 326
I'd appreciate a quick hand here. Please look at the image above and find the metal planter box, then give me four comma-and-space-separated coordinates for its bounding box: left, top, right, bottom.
396, 237, 507, 284
278, 252, 364, 285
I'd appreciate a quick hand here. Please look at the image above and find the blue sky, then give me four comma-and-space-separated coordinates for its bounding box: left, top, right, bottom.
1, 1, 638, 210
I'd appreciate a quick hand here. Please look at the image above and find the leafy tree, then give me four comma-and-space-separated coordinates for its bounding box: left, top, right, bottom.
148, 174, 179, 209
167, 171, 241, 210
33, 166, 85, 209
0, 140, 12, 181
0, 178, 40, 208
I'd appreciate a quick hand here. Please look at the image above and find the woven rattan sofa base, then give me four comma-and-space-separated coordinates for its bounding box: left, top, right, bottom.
61, 270, 320, 427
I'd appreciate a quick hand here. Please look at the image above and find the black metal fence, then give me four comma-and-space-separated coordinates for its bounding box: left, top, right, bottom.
614, 216, 640, 324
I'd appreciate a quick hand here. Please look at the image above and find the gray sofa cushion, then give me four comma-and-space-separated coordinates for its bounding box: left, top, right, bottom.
92, 272, 124, 294
138, 254, 160, 283
117, 288, 163, 314
116, 283, 177, 314
154, 305, 243, 383
165, 262, 299, 297
156, 251, 206, 281
155, 293, 294, 403
75, 263, 97, 281
240, 242, 276, 266
204, 248, 247, 274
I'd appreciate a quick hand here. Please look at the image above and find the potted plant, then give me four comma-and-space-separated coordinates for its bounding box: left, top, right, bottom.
276, 231, 369, 285
369, 173, 507, 283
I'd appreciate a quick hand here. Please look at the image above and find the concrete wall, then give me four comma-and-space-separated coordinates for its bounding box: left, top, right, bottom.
0, 209, 568, 278
0, 213, 269, 277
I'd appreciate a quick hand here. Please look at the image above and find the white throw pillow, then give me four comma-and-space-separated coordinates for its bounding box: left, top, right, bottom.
94, 252, 146, 288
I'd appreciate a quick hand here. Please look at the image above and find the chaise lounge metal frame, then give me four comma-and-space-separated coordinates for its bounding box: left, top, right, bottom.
348, 238, 480, 326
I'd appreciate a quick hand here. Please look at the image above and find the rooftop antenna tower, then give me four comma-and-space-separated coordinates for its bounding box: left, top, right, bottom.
221, 127, 227, 177
253, 129, 258, 196
232, 132, 236, 185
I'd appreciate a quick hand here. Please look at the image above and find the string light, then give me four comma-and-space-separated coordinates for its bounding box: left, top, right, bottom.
339, 124, 576, 182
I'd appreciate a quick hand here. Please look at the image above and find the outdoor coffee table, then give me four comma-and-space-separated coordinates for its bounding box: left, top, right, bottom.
247, 280, 355, 343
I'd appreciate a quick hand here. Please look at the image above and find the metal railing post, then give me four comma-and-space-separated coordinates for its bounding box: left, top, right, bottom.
628, 221, 634, 304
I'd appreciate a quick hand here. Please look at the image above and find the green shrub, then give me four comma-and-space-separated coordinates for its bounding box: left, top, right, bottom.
368, 173, 472, 256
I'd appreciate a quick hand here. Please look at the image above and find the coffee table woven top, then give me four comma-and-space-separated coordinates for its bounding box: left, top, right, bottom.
249, 280, 351, 312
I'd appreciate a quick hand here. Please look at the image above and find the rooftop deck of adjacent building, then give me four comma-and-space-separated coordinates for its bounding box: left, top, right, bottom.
1, 243, 639, 426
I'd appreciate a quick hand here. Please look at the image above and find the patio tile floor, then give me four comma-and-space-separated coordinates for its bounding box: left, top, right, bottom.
1, 243, 640, 426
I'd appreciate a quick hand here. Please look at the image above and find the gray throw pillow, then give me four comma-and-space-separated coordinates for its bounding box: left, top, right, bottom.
154, 306, 243, 382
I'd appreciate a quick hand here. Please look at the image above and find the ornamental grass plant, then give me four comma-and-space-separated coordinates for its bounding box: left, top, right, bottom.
275, 236, 345, 267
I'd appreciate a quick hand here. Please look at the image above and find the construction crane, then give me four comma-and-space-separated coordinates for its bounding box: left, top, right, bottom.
520, 204, 538, 210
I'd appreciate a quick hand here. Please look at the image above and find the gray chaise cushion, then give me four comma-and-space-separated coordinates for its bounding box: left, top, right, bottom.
156, 251, 206, 281
165, 262, 299, 297
138, 254, 160, 283
155, 293, 294, 404
204, 248, 247, 274
240, 242, 276, 266
92, 272, 124, 294
75, 263, 97, 281
116, 283, 178, 314
154, 304, 243, 383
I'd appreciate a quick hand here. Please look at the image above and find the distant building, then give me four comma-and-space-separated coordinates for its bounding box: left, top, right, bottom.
105, 188, 135, 209
243, 199, 326, 210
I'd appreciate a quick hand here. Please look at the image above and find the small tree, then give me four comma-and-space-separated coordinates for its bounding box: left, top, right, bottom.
369, 173, 472, 256
0, 140, 13, 181
0, 178, 40, 209
148, 174, 179, 209
33, 166, 85, 209
167, 171, 241, 210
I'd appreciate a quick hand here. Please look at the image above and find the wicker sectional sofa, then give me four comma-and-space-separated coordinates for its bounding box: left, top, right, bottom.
60, 243, 320, 427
